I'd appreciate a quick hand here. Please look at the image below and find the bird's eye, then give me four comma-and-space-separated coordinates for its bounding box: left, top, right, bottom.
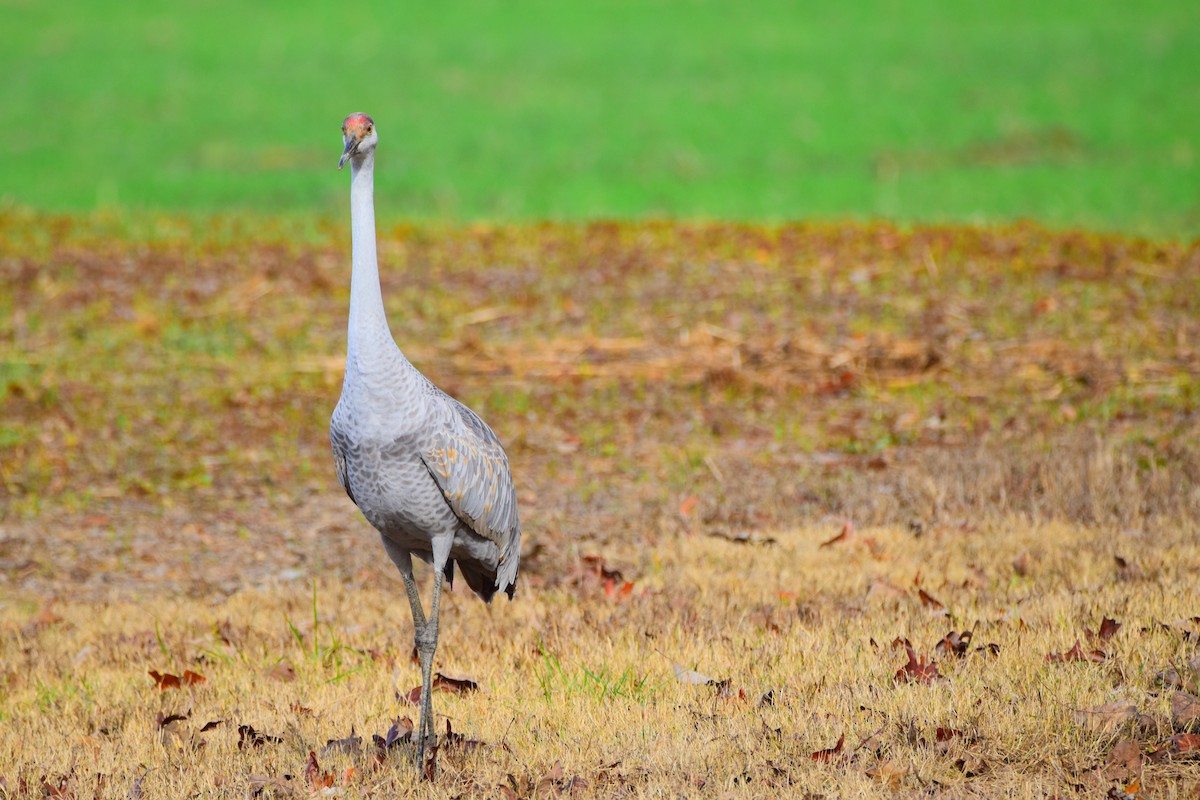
366, 126, 373, 134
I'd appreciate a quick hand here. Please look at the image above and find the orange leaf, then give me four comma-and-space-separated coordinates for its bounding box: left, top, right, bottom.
811, 734, 845, 763
819, 522, 853, 548
678, 495, 698, 517
149, 670, 181, 690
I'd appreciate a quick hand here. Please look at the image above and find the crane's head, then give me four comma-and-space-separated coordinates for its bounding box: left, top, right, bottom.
338, 113, 377, 169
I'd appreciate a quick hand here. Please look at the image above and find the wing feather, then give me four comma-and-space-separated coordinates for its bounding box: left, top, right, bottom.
422, 399, 520, 551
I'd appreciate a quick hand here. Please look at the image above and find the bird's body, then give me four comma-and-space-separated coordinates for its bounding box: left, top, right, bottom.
330, 112, 520, 769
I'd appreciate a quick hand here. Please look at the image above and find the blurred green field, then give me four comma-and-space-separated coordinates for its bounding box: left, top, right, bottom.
2, 0, 1198, 234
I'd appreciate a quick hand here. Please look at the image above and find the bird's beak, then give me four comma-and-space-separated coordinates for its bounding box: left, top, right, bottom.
338, 138, 358, 170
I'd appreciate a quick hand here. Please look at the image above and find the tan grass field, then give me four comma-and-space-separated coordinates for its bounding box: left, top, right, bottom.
1, 215, 1198, 797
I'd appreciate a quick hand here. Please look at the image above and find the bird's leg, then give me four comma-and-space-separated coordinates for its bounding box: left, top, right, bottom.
414, 568, 444, 771
401, 570, 427, 632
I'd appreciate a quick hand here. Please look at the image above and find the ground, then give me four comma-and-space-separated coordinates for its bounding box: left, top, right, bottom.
1, 215, 1199, 796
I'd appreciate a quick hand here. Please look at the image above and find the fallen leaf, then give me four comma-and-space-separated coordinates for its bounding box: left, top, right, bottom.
433, 671, 479, 695
819, 522, 853, 548
373, 717, 414, 760
811, 734, 845, 763
156, 710, 189, 728
577, 555, 633, 599
935, 727, 963, 743
1107, 777, 1143, 800
1046, 640, 1106, 663
917, 589, 945, 613
157, 710, 197, 752
1114, 555, 1143, 580
1012, 549, 1031, 576
148, 670, 181, 690
181, 669, 205, 686
865, 758, 908, 785
895, 645, 941, 684
322, 729, 362, 755
440, 718, 487, 753
1168, 733, 1200, 753
1103, 738, 1142, 781
936, 630, 972, 658
237, 724, 283, 749
244, 774, 292, 797
1098, 617, 1122, 642
1073, 702, 1138, 735
304, 751, 334, 789
678, 495, 698, 517
1170, 691, 1200, 731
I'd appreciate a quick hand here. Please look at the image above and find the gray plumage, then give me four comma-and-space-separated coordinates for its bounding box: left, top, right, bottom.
330, 112, 520, 769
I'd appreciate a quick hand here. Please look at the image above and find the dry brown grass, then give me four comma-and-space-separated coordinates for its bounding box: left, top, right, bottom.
3, 518, 1200, 797
1, 215, 1199, 796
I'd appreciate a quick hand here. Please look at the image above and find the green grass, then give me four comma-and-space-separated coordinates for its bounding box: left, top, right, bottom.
2, 0, 1198, 235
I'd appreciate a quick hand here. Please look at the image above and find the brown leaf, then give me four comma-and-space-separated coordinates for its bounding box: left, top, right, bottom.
433, 671, 479, 695
917, 588, 945, 613
576, 555, 633, 599
1073, 702, 1138, 735
1114, 554, 1143, 580
935, 630, 972, 658
1012, 549, 1031, 576
811, 734, 845, 763
819, 522, 853, 548
1098, 617, 1122, 642
156, 710, 189, 728
895, 645, 941, 684
1170, 691, 1200, 731
148, 670, 181, 690
935, 727, 963, 743
1103, 739, 1142, 781
181, 669, 206, 686
322, 730, 362, 755
536, 761, 565, 795
304, 751, 333, 789
1169, 733, 1200, 752
244, 774, 292, 796
440, 718, 487, 753
1046, 640, 1106, 663
373, 717, 413, 760
237, 724, 283, 749
157, 710, 197, 751
865, 758, 908, 785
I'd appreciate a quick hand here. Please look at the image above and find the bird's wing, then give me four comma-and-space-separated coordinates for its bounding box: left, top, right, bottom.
330, 417, 357, 506
421, 398, 519, 549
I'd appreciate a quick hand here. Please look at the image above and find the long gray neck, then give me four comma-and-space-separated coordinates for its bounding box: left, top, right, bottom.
347, 153, 394, 363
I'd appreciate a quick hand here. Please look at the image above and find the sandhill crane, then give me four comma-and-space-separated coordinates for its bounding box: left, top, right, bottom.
330, 112, 521, 770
